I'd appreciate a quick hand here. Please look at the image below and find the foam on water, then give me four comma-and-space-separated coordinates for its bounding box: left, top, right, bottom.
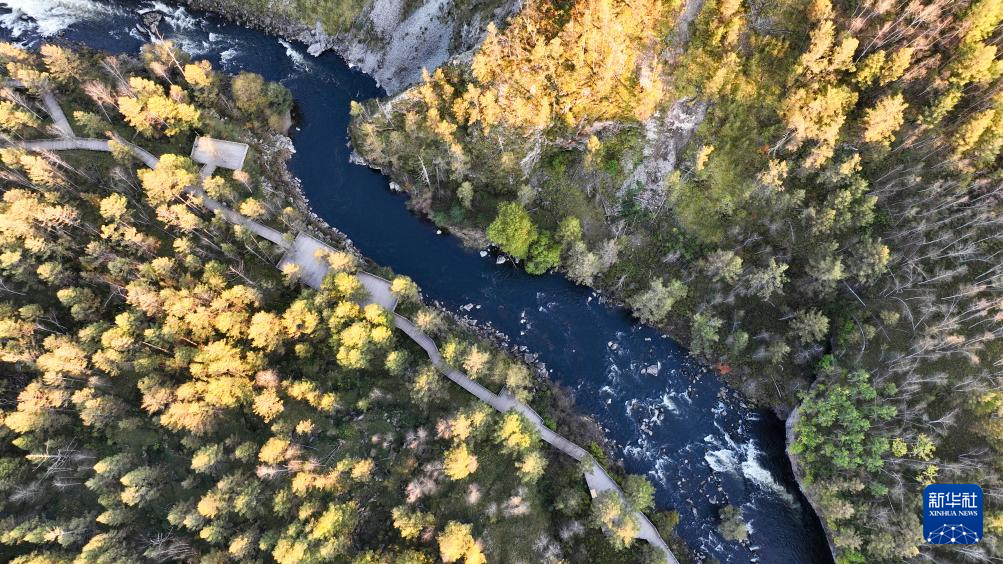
0, 0, 130, 38
631, 401, 666, 434
0, 9, 33, 40
704, 447, 740, 473
147, 1, 198, 30
740, 454, 796, 505
219, 47, 238, 66
172, 35, 211, 56
704, 434, 797, 506
622, 443, 649, 461
650, 455, 674, 486
659, 392, 679, 413
279, 39, 312, 72
712, 399, 728, 415
0, 0, 220, 56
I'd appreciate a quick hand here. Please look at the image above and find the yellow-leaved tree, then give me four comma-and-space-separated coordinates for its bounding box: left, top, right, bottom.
437, 521, 485, 563
462, 0, 671, 132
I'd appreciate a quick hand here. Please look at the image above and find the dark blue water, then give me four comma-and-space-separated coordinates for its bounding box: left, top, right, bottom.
1, 2, 831, 561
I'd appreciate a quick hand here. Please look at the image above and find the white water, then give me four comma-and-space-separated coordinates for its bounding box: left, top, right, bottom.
0, 0, 130, 38
0, 0, 208, 57
704, 435, 797, 506
279, 39, 312, 72
147, 1, 197, 30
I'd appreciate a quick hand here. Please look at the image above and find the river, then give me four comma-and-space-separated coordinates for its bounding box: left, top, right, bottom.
0, 1, 831, 561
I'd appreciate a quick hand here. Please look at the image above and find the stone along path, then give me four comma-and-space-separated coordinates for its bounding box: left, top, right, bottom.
7, 89, 677, 563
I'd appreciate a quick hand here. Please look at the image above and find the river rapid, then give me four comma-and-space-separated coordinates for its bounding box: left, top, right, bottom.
0, 2, 832, 561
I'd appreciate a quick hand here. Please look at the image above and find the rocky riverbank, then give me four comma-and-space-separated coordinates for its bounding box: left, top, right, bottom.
785, 406, 838, 562
180, 0, 519, 94
355, 148, 797, 421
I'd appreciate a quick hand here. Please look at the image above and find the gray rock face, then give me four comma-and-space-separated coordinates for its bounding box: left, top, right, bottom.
342, 0, 455, 93
613, 0, 709, 211
618, 98, 708, 210
303, 23, 333, 57
184, 0, 520, 95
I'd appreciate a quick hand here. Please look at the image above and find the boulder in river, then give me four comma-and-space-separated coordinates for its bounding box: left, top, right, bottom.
138, 10, 164, 35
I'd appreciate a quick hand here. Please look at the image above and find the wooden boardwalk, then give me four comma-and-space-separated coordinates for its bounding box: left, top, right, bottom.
8, 87, 678, 562
41, 90, 74, 138
12, 137, 158, 168
3, 80, 73, 138
394, 313, 677, 563
11, 139, 286, 248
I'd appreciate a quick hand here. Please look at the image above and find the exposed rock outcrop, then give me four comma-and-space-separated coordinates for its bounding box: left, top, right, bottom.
182, 0, 521, 94
618, 98, 707, 210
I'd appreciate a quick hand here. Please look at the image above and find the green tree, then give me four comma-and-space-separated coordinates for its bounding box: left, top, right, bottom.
71, 110, 108, 137
564, 241, 602, 285
700, 249, 743, 285
231, 71, 268, 115
690, 311, 723, 356
629, 278, 687, 324
556, 216, 583, 246
623, 474, 655, 511
789, 309, 829, 345
456, 181, 474, 209
516, 450, 547, 483
526, 231, 562, 274
411, 364, 446, 405
792, 369, 897, 480
391, 507, 434, 540
486, 201, 537, 259
744, 258, 788, 300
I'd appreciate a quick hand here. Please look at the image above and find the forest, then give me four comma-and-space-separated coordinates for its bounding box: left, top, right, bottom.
0, 41, 674, 563
350, 0, 1003, 561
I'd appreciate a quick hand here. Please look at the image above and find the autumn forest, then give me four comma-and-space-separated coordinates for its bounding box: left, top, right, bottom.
0, 0, 1001, 562
351, 0, 1003, 561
